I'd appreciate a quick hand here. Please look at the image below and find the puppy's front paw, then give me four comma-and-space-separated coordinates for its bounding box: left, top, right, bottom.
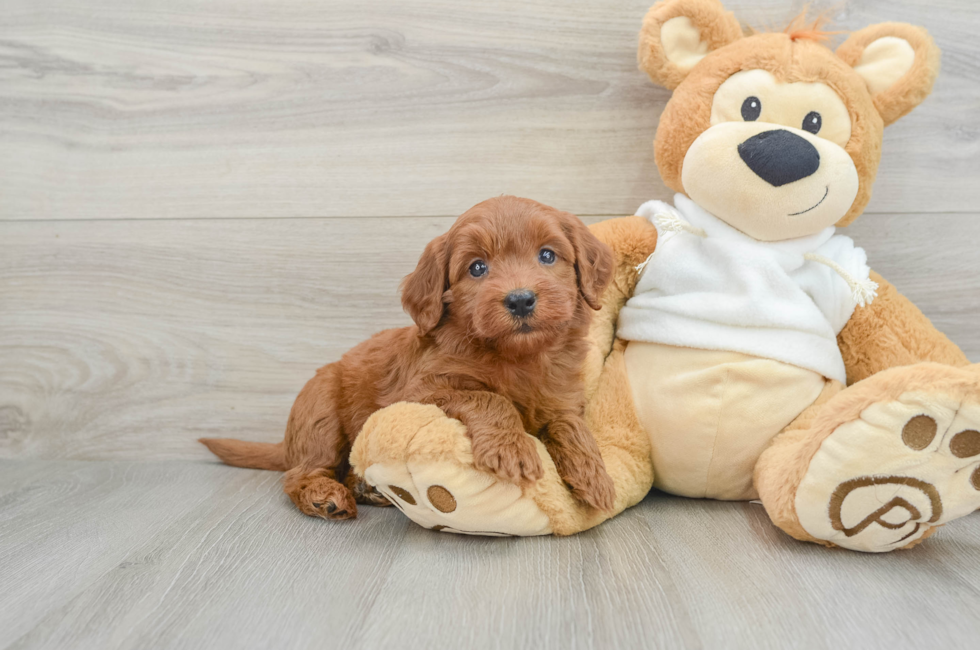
562, 458, 616, 512
472, 432, 544, 487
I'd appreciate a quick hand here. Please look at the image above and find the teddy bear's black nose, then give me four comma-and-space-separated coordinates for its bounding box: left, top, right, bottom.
738, 129, 821, 187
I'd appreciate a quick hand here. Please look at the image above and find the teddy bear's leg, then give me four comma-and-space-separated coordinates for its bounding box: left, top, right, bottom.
349, 403, 556, 536
577, 340, 656, 519
348, 343, 654, 536
755, 363, 980, 552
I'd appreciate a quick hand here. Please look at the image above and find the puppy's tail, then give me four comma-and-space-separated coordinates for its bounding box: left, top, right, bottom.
199, 438, 287, 471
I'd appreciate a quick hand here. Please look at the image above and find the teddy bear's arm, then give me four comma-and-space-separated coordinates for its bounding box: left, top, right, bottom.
581, 216, 659, 396
838, 271, 970, 385
587, 216, 659, 352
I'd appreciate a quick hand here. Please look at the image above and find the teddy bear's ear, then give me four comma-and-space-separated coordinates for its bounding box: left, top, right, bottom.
836, 23, 941, 127
638, 0, 743, 90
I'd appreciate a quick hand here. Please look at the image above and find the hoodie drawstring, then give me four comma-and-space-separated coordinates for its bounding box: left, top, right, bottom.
640, 212, 877, 308
803, 253, 878, 307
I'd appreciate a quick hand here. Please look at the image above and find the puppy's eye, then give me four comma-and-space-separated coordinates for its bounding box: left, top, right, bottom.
469, 260, 488, 278
802, 111, 822, 135
538, 248, 556, 265
741, 96, 762, 121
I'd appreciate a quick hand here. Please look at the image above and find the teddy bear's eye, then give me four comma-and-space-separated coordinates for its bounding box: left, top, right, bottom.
802, 111, 822, 135
741, 96, 762, 121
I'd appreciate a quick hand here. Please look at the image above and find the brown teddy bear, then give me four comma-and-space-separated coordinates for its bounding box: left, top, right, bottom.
351, 0, 980, 552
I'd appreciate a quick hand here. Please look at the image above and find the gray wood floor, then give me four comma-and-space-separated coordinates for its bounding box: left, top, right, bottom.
1, 0, 978, 221
2, 0, 979, 648
1, 460, 979, 650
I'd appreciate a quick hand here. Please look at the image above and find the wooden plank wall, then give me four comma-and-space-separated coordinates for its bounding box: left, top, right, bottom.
2, 0, 978, 460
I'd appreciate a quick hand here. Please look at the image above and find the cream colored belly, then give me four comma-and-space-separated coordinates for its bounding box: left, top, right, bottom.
624, 342, 827, 500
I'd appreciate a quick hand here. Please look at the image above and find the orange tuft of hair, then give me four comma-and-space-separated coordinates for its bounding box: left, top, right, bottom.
783, 9, 844, 43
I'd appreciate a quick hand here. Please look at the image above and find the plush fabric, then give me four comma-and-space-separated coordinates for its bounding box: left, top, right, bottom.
352, 1, 976, 552
618, 195, 869, 383
836, 23, 941, 127
752, 379, 844, 546
838, 272, 970, 384
756, 363, 980, 551
625, 342, 824, 499
638, 0, 743, 90
580, 216, 660, 397
651, 32, 888, 229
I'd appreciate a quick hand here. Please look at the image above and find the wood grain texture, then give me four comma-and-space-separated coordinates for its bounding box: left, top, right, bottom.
2, 213, 978, 461
1, 0, 978, 220
1, 460, 978, 650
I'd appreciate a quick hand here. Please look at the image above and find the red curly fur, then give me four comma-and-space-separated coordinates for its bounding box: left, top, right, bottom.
201, 196, 617, 520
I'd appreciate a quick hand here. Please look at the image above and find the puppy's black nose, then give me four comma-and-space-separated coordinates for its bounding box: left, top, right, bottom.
504, 290, 536, 318
738, 129, 820, 187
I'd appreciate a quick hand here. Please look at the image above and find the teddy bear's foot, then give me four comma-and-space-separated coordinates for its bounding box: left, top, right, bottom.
764, 363, 980, 553
349, 403, 554, 536
365, 460, 552, 536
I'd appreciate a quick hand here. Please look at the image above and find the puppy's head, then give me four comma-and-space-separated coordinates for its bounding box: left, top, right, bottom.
401, 196, 612, 354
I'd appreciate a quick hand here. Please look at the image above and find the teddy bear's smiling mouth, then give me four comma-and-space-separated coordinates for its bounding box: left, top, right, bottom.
788, 186, 829, 216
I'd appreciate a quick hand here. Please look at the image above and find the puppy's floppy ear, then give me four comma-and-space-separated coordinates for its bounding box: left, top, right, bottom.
836, 23, 940, 127
638, 0, 743, 90
560, 212, 614, 311
401, 232, 450, 336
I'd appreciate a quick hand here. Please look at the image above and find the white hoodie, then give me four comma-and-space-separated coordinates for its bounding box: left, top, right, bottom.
616, 194, 873, 384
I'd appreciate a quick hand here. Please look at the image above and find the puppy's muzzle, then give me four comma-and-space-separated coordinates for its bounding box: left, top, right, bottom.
504, 289, 536, 318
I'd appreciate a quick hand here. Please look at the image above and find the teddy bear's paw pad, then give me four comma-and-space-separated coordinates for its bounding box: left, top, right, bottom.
363, 460, 552, 536
795, 391, 980, 552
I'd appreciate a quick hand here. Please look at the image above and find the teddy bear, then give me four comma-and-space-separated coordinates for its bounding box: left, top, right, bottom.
350, 0, 980, 552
